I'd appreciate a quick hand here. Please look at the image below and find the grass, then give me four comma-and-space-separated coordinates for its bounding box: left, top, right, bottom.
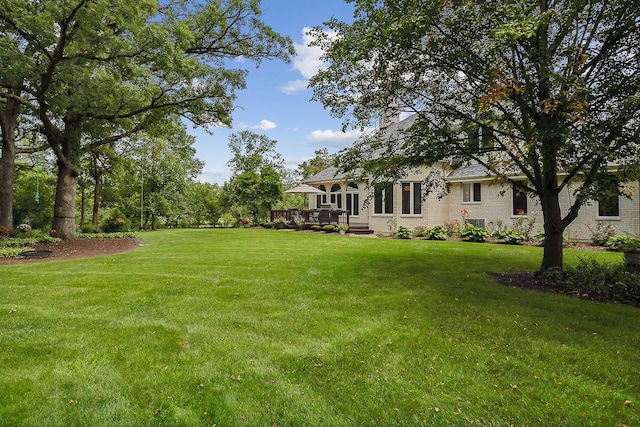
0, 228, 638, 426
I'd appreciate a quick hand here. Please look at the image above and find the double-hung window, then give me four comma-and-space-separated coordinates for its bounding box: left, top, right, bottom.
374, 184, 394, 214
462, 182, 481, 203
401, 182, 422, 215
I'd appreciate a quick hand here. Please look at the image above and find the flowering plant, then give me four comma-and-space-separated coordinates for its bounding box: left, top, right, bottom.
275, 216, 287, 224
17, 223, 32, 233
242, 219, 250, 225
585, 221, 615, 246
443, 219, 461, 237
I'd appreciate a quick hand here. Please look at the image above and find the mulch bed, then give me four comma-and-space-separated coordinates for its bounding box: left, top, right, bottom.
0, 237, 142, 265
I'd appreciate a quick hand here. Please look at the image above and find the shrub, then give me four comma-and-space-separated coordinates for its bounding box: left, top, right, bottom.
81, 224, 100, 234
413, 226, 428, 238
310, 225, 322, 232
534, 230, 545, 246
585, 221, 616, 246
261, 221, 274, 229
396, 226, 413, 239
424, 225, 447, 241
492, 229, 526, 245
102, 212, 130, 233
461, 224, 488, 242
322, 224, 336, 233
563, 257, 640, 306
605, 235, 640, 251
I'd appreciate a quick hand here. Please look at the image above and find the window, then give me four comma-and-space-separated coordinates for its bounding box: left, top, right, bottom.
466, 124, 494, 151
401, 182, 423, 215
374, 183, 394, 214
346, 182, 359, 216
512, 181, 528, 215
316, 185, 327, 207
330, 184, 342, 209
598, 194, 620, 217
462, 182, 482, 203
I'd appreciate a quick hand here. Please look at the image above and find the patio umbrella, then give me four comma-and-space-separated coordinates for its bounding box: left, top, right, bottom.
284, 184, 325, 195
285, 184, 325, 210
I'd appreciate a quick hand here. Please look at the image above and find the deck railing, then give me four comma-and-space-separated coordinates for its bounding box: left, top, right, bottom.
271, 209, 349, 227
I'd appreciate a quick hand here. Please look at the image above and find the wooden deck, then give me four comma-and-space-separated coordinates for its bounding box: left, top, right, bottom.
270, 210, 374, 234
271, 209, 349, 227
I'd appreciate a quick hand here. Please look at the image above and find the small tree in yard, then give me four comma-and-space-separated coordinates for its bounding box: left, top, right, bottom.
310, 0, 640, 271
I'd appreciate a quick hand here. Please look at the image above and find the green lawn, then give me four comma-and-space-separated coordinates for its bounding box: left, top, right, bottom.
1, 229, 638, 426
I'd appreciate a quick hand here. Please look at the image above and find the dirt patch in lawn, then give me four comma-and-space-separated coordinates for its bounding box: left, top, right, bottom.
0, 237, 142, 265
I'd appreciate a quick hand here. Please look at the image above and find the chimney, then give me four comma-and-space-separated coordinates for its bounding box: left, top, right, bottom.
379, 100, 400, 130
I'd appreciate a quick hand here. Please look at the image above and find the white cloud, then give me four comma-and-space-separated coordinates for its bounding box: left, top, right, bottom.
280, 79, 309, 95
281, 27, 338, 95
197, 168, 232, 185
306, 129, 364, 149
252, 119, 277, 130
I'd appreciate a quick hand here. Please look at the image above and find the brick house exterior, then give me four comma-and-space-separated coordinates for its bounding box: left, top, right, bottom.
304, 117, 640, 240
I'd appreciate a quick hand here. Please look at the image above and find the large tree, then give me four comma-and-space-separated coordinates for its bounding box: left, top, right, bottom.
310, 0, 640, 271
0, 0, 293, 238
224, 130, 285, 221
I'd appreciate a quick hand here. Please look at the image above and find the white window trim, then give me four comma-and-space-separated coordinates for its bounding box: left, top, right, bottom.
461, 182, 482, 204
596, 196, 621, 220
401, 182, 424, 216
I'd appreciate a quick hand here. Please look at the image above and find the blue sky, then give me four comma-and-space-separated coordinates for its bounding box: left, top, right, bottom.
192, 0, 363, 185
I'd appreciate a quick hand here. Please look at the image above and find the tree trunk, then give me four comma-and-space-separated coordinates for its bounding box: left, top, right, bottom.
53, 160, 80, 239
0, 138, 16, 233
540, 191, 564, 271
0, 89, 20, 234
92, 175, 101, 229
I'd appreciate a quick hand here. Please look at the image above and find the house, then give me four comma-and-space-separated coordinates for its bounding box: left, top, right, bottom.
304, 115, 640, 240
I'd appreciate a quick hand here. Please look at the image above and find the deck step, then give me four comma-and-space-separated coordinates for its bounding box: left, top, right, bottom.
348, 223, 375, 234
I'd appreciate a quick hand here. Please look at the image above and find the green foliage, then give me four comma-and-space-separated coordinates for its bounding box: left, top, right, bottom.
217, 212, 237, 228
395, 225, 413, 239
412, 225, 427, 238
224, 131, 285, 221
260, 221, 274, 229
563, 257, 640, 306
77, 232, 138, 239
605, 235, 640, 251
101, 210, 131, 233
310, 225, 323, 231
295, 148, 336, 179
322, 224, 336, 233
81, 224, 99, 234
461, 224, 489, 242
424, 225, 448, 240
492, 229, 526, 245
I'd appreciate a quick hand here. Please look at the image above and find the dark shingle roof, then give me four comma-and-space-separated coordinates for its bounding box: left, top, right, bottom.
304, 167, 344, 183
447, 164, 492, 180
